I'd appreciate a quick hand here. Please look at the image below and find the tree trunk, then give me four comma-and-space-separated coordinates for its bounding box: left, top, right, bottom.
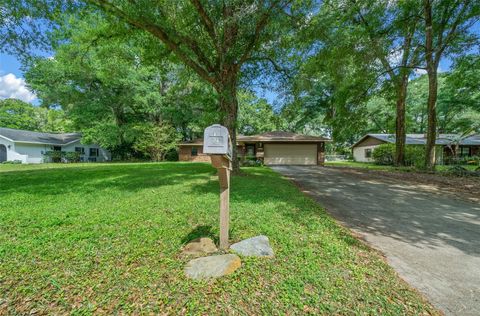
395, 78, 408, 166
216, 74, 240, 173
423, 0, 437, 171
424, 71, 437, 170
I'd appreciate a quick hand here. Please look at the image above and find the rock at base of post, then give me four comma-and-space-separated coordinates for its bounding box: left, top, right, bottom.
230, 235, 274, 257
181, 237, 218, 256
185, 254, 241, 280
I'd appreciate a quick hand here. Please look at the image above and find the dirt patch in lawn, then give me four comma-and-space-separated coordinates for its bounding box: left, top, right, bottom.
327, 166, 480, 203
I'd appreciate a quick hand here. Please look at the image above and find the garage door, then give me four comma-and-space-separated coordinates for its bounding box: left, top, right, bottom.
264, 144, 317, 165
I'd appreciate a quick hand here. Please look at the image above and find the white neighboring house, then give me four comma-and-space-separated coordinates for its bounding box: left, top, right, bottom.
351, 133, 480, 163
0, 127, 110, 164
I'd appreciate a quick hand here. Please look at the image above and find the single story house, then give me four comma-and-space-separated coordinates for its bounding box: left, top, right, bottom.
352, 133, 480, 163
0, 127, 110, 163
179, 131, 331, 165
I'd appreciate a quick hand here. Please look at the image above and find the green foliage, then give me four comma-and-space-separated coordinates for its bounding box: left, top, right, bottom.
0, 163, 438, 314
64, 151, 81, 163
43, 151, 63, 163
447, 55, 480, 112
372, 144, 425, 167
0, 98, 38, 130
25, 13, 218, 159
133, 123, 181, 162
404, 145, 426, 168
238, 91, 282, 135
407, 74, 480, 135
372, 144, 395, 165
1, 160, 22, 164
43, 151, 81, 163
0, 98, 71, 132
446, 166, 480, 177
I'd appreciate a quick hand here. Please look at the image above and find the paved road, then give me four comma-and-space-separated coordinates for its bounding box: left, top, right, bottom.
272, 166, 480, 316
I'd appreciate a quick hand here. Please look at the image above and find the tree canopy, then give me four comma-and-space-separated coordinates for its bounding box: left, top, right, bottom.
2, 0, 479, 166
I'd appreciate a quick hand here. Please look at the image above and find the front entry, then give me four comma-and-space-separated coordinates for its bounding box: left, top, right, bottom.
0, 144, 7, 162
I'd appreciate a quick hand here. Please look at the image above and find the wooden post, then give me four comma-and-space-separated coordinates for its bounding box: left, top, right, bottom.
210, 155, 232, 250
218, 167, 230, 250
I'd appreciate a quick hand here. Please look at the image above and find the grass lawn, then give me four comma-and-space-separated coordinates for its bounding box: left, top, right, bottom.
0, 163, 438, 314
325, 161, 403, 171
326, 160, 478, 172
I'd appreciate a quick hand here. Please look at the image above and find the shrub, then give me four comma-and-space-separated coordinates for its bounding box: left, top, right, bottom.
466, 156, 480, 166
64, 151, 81, 163
164, 148, 179, 161
240, 157, 264, 167
44, 151, 82, 163
372, 144, 426, 168
372, 144, 395, 165
446, 166, 480, 177
1, 160, 22, 164
44, 151, 63, 163
404, 145, 426, 167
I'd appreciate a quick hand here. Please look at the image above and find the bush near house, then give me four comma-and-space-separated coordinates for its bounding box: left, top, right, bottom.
43, 151, 81, 163
372, 144, 425, 167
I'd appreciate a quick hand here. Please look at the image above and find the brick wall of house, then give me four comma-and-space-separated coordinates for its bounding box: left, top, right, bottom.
179, 146, 211, 162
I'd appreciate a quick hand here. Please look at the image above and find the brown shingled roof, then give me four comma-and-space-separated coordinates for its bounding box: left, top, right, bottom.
238, 131, 330, 142
179, 131, 330, 146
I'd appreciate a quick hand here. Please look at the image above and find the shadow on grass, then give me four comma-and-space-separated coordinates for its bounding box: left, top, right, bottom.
0, 162, 359, 251
0, 163, 216, 196
181, 225, 218, 245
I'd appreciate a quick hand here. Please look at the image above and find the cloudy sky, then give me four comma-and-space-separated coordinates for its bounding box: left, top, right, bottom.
0, 53, 37, 103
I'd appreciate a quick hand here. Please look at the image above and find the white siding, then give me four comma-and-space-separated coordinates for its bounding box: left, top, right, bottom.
63, 140, 111, 162
14, 143, 50, 163
353, 145, 378, 162
0, 137, 28, 163
0, 137, 110, 164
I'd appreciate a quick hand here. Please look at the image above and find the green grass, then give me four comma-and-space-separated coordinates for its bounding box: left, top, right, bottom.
0, 163, 437, 314
325, 161, 403, 170
326, 160, 478, 172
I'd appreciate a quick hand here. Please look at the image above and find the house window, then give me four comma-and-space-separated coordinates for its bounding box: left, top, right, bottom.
365, 148, 372, 158
53, 146, 61, 151
89, 148, 99, 157
191, 147, 198, 156
75, 147, 85, 155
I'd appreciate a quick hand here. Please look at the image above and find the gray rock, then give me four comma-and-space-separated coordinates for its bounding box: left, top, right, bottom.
181, 237, 217, 256
185, 254, 241, 280
230, 235, 274, 257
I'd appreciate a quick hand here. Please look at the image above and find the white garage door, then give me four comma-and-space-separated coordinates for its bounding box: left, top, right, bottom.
264, 144, 317, 165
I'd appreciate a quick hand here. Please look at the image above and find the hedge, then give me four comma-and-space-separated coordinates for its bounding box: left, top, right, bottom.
372, 143, 425, 167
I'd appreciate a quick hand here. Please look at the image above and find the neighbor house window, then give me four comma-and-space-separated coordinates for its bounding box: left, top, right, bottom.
75, 147, 85, 155
89, 148, 99, 157
191, 147, 198, 156
365, 148, 372, 158
53, 146, 61, 151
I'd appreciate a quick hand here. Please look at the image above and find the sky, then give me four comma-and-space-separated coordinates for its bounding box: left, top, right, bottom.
0, 53, 37, 103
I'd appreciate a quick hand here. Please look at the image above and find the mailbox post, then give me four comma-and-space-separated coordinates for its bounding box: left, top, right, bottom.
203, 125, 232, 250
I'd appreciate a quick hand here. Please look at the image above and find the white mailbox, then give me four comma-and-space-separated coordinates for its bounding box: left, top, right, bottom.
203, 124, 232, 157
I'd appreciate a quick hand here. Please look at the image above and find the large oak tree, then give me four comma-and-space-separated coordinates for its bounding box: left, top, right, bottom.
84, 0, 307, 171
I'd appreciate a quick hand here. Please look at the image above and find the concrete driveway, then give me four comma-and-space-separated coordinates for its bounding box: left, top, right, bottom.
272, 165, 480, 316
